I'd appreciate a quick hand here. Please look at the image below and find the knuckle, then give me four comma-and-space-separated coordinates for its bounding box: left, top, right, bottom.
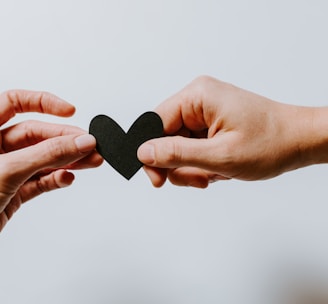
191, 75, 231, 95
192, 75, 216, 90
38, 91, 50, 112
37, 174, 60, 193
161, 138, 182, 165
36, 179, 48, 193
194, 74, 214, 84
39, 91, 55, 103
183, 75, 218, 105
3, 89, 18, 98
32, 91, 57, 113
45, 138, 70, 162
21, 119, 38, 132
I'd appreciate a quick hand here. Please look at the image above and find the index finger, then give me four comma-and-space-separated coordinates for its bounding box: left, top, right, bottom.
155, 77, 210, 135
1, 120, 84, 152
0, 90, 76, 125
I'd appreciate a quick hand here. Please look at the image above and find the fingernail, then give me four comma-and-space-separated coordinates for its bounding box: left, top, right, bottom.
138, 143, 155, 164
75, 134, 96, 153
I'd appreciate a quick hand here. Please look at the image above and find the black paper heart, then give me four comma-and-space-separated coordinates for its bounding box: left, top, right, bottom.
89, 112, 163, 180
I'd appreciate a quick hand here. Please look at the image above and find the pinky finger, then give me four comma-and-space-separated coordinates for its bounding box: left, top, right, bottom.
19, 169, 75, 203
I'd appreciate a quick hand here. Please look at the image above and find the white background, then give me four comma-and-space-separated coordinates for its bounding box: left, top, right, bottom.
1, 1, 328, 303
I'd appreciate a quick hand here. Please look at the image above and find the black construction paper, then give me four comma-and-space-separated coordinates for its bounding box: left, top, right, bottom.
89, 112, 164, 180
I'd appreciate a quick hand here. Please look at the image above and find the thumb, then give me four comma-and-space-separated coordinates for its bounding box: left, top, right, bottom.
137, 136, 218, 170
2, 134, 96, 188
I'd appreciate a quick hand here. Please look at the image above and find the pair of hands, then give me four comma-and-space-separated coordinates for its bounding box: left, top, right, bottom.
2, 76, 323, 230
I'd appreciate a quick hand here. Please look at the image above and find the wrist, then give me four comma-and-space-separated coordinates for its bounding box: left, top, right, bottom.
291, 105, 328, 167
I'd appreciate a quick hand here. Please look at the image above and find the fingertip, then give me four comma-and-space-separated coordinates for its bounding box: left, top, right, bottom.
137, 143, 155, 165
51, 97, 76, 117
82, 150, 104, 168
56, 170, 75, 188
63, 103, 76, 117
38, 91, 76, 117
74, 134, 97, 153
92, 152, 104, 167
143, 166, 167, 187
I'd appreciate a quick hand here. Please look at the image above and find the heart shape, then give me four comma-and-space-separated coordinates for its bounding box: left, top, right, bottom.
89, 112, 163, 180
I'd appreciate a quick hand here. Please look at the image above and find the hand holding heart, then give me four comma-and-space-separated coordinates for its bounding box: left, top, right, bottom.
137, 76, 325, 188
92, 75, 328, 189
89, 76, 325, 188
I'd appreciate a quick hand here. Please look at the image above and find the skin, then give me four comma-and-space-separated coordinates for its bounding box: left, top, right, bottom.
0, 90, 103, 231
138, 76, 328, 188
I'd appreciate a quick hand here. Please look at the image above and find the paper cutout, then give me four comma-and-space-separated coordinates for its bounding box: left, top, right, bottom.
89, 112, 163, 180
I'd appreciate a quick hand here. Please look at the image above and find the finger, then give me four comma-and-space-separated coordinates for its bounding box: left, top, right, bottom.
0, 169, 74, 228
29, 151, 103, 175
168, 167, 210, 188
0, 90, 75, 125
138, 135, 227, 171
154, 76, 217, 134
67, 151, 104, 170
1, 134, 96, 189
1, 120, 84, 152
19, 169, 75, 204
167, 167, 230, 188
142, 166, 167, 188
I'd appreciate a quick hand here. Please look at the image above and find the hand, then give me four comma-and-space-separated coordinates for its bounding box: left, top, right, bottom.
0, 90, 103, 231
138, 76, 327, 188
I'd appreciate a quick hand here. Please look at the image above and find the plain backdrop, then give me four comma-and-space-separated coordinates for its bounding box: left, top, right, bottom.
1, 1, 328, 303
